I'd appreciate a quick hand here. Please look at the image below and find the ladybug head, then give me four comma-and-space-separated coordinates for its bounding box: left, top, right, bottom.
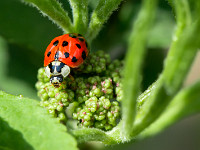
50, 75, 63, 87
45, 61, 70, 87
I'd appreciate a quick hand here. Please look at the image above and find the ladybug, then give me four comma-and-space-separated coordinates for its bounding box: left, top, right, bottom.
44, 33, 89, 87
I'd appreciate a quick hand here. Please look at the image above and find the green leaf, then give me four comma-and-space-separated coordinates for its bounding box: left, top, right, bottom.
22, 0, 74, 33
69, 0, 89, 35
0, 91, 78, 150
86, 0, 123, 42
0, 118, 34, 150
121, 0, 158, 138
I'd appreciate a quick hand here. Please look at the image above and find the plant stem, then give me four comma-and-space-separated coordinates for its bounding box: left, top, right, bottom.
23, 0, 74, 33
163, 0, 192, 94
136, 82, 157, 110
70, 125, 122, 144
130, 0, 200, 137
138, 80, 200, 139
121, 0, 158, 138
69, 0, 88, 35
174, 0, 191, 29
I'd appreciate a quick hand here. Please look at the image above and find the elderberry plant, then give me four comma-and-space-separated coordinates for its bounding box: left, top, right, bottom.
0, 0, 200, 150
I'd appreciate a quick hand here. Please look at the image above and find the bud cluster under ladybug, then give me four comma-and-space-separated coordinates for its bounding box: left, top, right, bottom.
36, 50, 123, 130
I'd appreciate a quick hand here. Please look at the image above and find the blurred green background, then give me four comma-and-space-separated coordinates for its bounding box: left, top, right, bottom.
0, 0, 174, 99
0, 0, 199, 149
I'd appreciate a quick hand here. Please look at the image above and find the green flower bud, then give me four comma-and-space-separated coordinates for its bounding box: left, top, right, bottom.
105, 124, 112, 130
58, 113, 66, 121
41, 93, 49, 101
57, 105, 63, 111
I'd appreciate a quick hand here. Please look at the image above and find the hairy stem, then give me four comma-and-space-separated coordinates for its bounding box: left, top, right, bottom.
69, 0, 88, 35
121, 0, 158, 138
163, 0, 192, 94
70, 124, 122, 144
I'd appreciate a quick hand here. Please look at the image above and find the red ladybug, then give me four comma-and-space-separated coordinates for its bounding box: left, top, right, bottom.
44, 33, 89, 87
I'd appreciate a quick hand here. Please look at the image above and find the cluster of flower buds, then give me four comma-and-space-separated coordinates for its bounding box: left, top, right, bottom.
36, 51, 123, 130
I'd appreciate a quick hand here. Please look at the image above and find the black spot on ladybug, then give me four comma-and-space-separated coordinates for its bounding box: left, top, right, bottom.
78, 34, 82, 36
53, 40, 59, 46
64, 52, 69, 58
85, 41, 88, 48
76, 44, 81, 49
78, 38, 84, 42
62, 41, 68, 47
54, 51, 59, 60
69, 33, 77, 38
82, 51, 86, 60
72, 56, 78, 62
47, 51, 51, 57
56, 62, 65, 73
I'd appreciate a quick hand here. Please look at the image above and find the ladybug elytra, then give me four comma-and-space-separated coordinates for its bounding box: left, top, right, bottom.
44, 33, 89, 87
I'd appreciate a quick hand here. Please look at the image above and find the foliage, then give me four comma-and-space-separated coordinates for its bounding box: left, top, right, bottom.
0, 91, 78, 150
0, 0, 200, 149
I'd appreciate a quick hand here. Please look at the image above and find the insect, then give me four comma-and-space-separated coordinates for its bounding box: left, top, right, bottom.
44, 33, 89, 87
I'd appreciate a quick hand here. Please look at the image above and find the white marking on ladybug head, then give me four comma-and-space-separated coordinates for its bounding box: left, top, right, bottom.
61, 65, 70, 78
45, 66, 51, 78
45, 61, 71, 87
